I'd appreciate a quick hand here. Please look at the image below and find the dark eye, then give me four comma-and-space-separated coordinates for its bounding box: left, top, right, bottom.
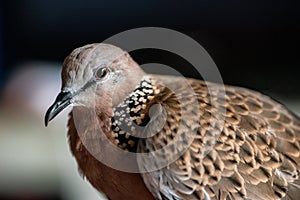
94, 67, 109, 80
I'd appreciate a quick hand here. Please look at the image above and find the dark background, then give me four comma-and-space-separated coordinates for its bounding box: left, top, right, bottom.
1, 1, 300, 97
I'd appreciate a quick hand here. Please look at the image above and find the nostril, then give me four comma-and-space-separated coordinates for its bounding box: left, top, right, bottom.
56, 91, 72, 103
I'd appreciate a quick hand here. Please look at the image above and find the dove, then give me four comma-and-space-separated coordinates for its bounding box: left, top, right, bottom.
45, 43, 300, 200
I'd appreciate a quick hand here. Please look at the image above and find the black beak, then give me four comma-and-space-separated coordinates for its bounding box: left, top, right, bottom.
45, 91, 73, 126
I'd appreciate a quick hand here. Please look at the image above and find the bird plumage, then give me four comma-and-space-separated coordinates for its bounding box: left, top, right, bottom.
45, 43, 300, 200
137, 76, 300, 200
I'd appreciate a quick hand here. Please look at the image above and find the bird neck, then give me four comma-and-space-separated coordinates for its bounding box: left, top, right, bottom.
109, 76, 160, 152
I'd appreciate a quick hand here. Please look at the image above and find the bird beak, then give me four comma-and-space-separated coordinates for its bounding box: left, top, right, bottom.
45, 91, 73, 126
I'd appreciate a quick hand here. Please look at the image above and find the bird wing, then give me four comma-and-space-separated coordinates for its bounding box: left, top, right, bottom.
137, 75, 300, 200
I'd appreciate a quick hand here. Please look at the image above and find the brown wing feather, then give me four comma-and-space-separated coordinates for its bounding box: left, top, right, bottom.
139, 75, 300, 200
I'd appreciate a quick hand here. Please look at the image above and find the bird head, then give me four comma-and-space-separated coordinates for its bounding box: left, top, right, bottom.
45, 43, 146, 126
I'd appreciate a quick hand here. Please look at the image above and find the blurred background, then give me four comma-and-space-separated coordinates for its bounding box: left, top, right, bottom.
0, 1, 300, 200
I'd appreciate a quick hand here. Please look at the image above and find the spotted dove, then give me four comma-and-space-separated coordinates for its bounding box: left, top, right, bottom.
45, 43, 300, 200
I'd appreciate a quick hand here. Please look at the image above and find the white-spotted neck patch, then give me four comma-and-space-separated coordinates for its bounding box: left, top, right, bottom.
111, 77, 158, 152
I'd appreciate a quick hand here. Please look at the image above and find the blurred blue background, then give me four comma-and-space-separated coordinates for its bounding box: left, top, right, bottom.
0, 1, 299, 200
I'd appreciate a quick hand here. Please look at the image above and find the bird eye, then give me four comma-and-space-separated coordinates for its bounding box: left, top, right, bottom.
94, 66, 109, 80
